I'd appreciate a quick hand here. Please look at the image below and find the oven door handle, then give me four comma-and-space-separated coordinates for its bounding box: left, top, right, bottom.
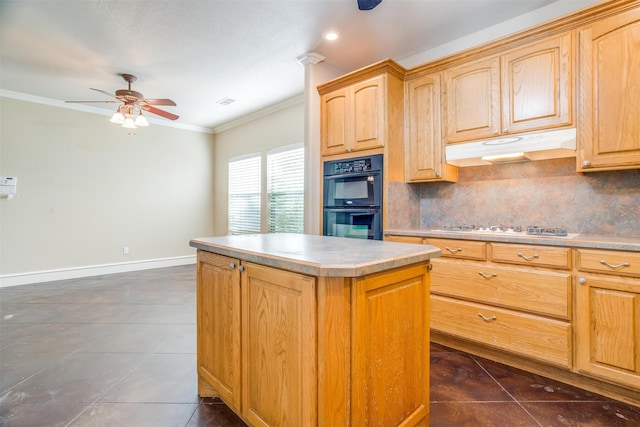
324, 171, 380, 180
323, 208, 379, 213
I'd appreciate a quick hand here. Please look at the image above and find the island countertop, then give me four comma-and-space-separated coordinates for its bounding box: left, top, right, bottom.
190, 233, 441, 277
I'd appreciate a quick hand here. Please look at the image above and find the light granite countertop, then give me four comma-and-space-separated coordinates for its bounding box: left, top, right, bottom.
190, 233, 441, 277
385, 229, 640, 252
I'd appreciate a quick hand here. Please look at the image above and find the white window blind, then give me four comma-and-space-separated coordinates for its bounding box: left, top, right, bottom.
228, 154, 261, 235
267, 144, 304, 233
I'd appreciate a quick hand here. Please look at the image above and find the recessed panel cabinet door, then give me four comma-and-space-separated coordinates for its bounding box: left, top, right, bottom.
575, 275, 640, 389
197, 251, 242, 412
501, 32, 572, 134
351, 75, 386, 152
352, 264, 430, 426
406, 73, 445, 181
445, 56, 501, 143
241, 262, 316, 427
321, 88, 349, 156
577, 7, 640, 171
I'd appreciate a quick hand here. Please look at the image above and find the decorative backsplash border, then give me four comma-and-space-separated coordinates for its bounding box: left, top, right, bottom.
387, 158, 640, 237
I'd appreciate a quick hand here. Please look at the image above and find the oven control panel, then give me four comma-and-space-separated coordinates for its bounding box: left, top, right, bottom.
325, 154, 382, 175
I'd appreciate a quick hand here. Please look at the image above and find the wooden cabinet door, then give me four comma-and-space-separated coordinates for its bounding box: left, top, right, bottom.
406, 73, 446, 181
575, 274, 640, 389
445, 56, 501, 143
577, 7, 640, 171
321, 87, 349, 156
501, 32, 572, 134
241, 262, 316, 427
196, 251, 242, 411
351, 75, 386, 152
352, 264, 430, 426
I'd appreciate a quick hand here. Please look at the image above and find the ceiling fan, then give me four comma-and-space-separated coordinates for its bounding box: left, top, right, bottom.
66, 73, 179, 128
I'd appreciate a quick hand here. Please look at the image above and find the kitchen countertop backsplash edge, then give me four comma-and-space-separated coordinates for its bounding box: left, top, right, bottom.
385, 229, 640, 252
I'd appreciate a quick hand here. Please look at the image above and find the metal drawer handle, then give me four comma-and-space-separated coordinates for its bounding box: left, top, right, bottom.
599, 260, 630, 270
478, 271, 497, 279
478, 312, 497, 322
517, 253, 539, 261
445, 246, 462, 254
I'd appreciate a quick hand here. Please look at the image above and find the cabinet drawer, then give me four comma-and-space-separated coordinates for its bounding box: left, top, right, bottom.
385, 235, 424, 244
431, 295, 571, 368
576, 249, 640, 277
431, 259, 571, 319
491, 243, 571, 269
426, 238, 487, 261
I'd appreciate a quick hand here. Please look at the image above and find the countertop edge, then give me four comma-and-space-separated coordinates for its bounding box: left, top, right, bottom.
385, 229, 640, 252
190, 235, 441, 277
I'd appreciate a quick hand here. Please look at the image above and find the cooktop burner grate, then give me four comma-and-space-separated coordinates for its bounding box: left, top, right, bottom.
438, 224, 573, 238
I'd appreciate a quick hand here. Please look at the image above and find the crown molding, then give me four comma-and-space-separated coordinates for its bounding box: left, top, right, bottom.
0, 89, 214, 134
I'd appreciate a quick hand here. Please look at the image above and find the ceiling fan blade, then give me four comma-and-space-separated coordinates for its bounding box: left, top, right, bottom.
89, 88, 117, 98
65, 100, 119, 104
141, 98, 176, 106
141, 105, 179, 120
357, 0, 382, 10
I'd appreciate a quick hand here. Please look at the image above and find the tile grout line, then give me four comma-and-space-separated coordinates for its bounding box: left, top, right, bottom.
471, 355, 544, 427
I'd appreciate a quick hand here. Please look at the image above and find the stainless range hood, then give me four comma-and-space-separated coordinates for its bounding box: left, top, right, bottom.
445, 128, 576, 167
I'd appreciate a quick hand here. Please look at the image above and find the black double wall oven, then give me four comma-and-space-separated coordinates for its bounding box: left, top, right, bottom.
322, 154, 383, 240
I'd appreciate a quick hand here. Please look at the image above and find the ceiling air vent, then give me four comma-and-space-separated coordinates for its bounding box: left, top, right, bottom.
216, 97, 236, 106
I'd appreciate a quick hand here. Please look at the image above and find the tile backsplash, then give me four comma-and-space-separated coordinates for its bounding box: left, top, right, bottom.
387, 158, 640, 237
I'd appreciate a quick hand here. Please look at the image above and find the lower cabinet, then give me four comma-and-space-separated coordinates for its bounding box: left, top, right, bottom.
197, 251, 316, 426
197, 249, 432, 426
197, 250, 242, 411
392, 235, 640, 406
352, 264, 430, 426
575, 249, 640, 390
427, 241, 573, 369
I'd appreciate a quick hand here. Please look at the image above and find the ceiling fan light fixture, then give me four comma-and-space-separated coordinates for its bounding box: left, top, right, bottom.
134, 112, 149, 127
122, 117, 137, 129
110, 109, 125, 124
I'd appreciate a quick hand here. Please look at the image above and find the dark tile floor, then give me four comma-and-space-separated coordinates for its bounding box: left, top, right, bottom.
1, 265, 638, 426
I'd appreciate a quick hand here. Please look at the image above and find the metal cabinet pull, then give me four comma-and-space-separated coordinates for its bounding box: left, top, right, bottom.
238, 265, 245, 273
445, 246, 462, 254
478, 312, 497, 322
517, 253, 539, 261
478, 271, 497, 279
599, 259, 630, 270
578, 277, 586, 285
229, 262, 236, 270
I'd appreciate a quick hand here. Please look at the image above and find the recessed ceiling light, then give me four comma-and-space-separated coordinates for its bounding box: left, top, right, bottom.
324, 32, 338, 41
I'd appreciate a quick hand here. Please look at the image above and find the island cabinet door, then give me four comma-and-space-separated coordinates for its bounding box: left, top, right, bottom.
352, 263, 430, 426
196, 251, 242, 411
241, 262, 317, 427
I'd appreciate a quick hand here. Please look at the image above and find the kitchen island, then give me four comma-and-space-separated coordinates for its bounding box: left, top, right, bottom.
189, 233, 441, 427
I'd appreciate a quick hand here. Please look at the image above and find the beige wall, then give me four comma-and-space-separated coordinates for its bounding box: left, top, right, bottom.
212, 100, 304, 235
0, 97, 215, 278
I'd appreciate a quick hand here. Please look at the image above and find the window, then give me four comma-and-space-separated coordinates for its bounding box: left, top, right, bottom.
228, 145, 304, 235
267, 144, 304, 233
228, 154, 261, 234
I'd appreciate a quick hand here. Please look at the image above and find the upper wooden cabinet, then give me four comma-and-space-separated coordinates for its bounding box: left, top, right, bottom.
405, 73, 458, 182
444, 32, 573, 144
318, 60, 405, 157
444, 55, 501, 143
577, 7, 640, 172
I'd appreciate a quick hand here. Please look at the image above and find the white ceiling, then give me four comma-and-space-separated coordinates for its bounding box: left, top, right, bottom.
0, 0, 597, 132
